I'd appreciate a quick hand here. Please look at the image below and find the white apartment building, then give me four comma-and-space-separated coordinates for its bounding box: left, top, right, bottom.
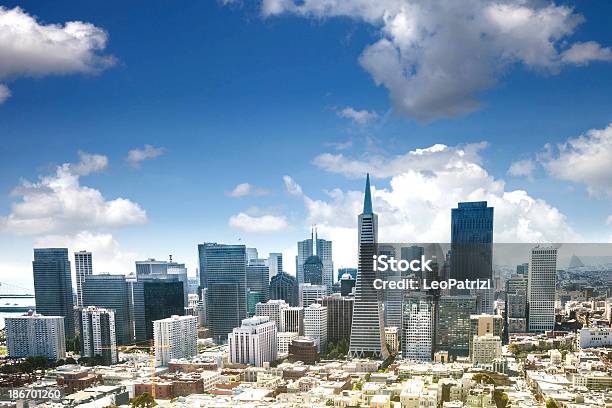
299, 283, 327, 308
472, 334, 502, 364
5, 313, 66, 361
304, 303, 327, 353
228, 315, 277, 367
81, 306, 117, 365
528, 246, 557, 332
255, 299, 289, 330
579, 327, 612, 349
280, 306, 304, 334
402, 296, 434, 361
277, 332, 299, 355
153, 315, 198, 366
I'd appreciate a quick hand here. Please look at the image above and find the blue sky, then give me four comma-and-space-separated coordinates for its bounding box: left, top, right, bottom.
0, 0, 611, 289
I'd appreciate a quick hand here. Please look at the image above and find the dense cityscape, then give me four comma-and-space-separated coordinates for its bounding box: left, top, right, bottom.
0, 175, 610, 408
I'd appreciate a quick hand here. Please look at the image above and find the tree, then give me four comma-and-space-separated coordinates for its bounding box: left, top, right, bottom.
130, 393, 157, 408
546, 399, 559, 408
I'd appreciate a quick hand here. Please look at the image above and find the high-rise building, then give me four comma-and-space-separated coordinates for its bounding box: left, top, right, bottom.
450, 201, 494, 314
32, 248, 75, 338
348, 174, 389, 359
383, 274, 404, 331
228, 316, 277, 367
505, 274, 528, 334
267, 252, 283, 282
80, 306, 117, 365
297, 227, 333, 289
269, 271, 299, 306
153, 315, 198, 366
201, 244, 247, 343
469, 314, 503, 358
304, 303, 327, 354
246, 248, 259, 263
136, 258, 189, 307
339, 273, 356, 296
385, 327, 400, 354
280, 306, 304, 335
247, 290, 265, 317
299, 283, 327, 308
516, 263, 529, 276
303, 255, 324, 285
436, 295, 477, 358
471, 334, 502, 364
528, 246, 557, 332
255, 299, 289, 330
247, 259, 270, 302
5, 313, 66, 361
74, 251, 93, 308
277, 332, 299, 356
83, 274, 131, 345
402, 295, 434, 361
319, 294, 353, 344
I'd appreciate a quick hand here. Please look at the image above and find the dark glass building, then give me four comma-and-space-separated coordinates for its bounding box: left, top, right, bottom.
83, 274, 131, 345
269, 271, 298, 307
246, 260, 270, 302
303, 255, 323, 285
320, 294, 353, 344
32, 248, 75, 338
435, 295, 477, 358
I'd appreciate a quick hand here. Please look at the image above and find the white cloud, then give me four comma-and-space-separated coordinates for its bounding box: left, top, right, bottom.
0, 84, 10, 104
0, 6, 115, 104
540, 123, 612, 197
607, 215, 612, 226
337, 106, 378, 125
256, 0, 610, 121
34, 231, 137, 274
300, 142, 580, 269
283, 175, 303, 196
228, 212, 289, 232
0, 153, 147, 235
126, 144, 165, 168
561, 41, 612, 65
227, 182, 268, 197
507, 159, 535, 180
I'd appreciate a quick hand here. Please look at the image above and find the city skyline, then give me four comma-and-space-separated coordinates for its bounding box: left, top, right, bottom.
0, 1, 611, 290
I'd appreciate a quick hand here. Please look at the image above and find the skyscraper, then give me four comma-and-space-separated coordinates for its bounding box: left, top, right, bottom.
80, 306, 117, 365
154, 315, 198, 366
528, 246, 557, 332
255, 299, 289, 330
469, 314, 503, 358
247, 258, 270, 302
32, 248, 75, 339
303, 255, 324, 285
348, 174, 389, 359
436, 295, 477, 358
202, 244, 247, 343
297, 227, 333, 289
320, 294, 353, 344
280, 306, 304, 334
6, 313, 66, 361
304, 303, 328, 354
402, 295, 434, 361
267, 252, 283, 281
136, 258, 189, 307
228, 316, 277, 367
450, 201, 494, 314
299, 283, 327, 308
506, 274, 528, 334
269, 271, 298, 307
83, 274, 131, 345
74, 251, 92, 308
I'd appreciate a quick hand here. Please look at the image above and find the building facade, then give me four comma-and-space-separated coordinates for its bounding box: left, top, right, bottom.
319, 294, 353, 344
304, 303, 328, 354
269, 271, 299, 307
5, 313, 66, 361
528, 246, 557, 332
154, 315, 198, 366
74, 251, 93, 308
402, 295, 434, 361
80, 306, 118, 365
299, 283, 327, 308
436, 295, 477, 358
228, 316, 277, 367
255, 299, 289, 330
83, 274, 131, 345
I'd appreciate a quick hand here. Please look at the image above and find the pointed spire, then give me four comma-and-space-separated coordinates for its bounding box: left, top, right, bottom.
363, 173, 373, 214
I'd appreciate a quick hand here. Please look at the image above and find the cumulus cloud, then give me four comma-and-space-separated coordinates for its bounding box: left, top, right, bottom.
300, 142, 580, 268
228, 212, 289, 232
255, 0, 611, 121
507, 159, 535, 180
0, 6, 115, 104
337, 106, 378, 125
283, 175, 304, 196
126, 145, 165, 168
540, 123, 612, 197
607, 215, 612, 226
0, 153, 147, 235
227, 182, 268, 197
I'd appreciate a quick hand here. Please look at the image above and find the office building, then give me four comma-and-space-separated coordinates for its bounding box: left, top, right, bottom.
267, 252, 283, 281
385, 327, 400, 354
201, 244, 247, 343
228, 316, 277, 367
247, 259, 270, 302
246, 248, 259, 263
83, 274, 131, 345
505, 274, 528, 334
247, 290, 265, 317
280, 306, 304, 334
297, 227, 333, 289
299, 283, 327, 308
319, 294, 353, 344
469, 314, 503, 358
288, 337, 320, 365
450, 201, 493, 314
402, 295, 434, 361
277, 332, 299, 355
154, 315, 198, 366
303, 255, 324, 285
471, 334, 502, 364
528, 246, 557, 332
80, 306, 117, 365
74, 251, 93, 308
436, 295, 477, 358
32, 248, 75, 338
5, 313, 66, 361
348, 174, 389, 359
269, 271, 299, 307
339, 273, 356, 296
304, 303, 327, 354
383, 273, 404, 330
136, 258, 189, 307
255, 299, 289, 330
